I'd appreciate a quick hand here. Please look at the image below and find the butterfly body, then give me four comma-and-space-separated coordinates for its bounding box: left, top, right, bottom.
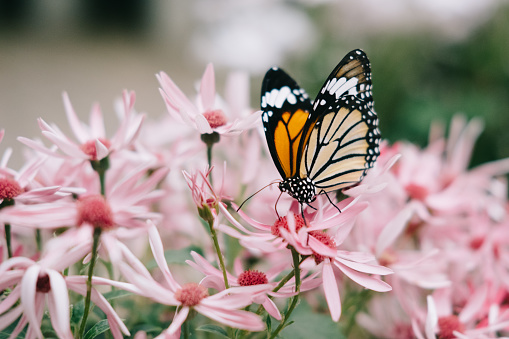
261, 49, 380, 205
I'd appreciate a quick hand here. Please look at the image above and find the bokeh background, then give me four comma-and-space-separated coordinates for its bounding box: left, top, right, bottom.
1, 0, 508, 168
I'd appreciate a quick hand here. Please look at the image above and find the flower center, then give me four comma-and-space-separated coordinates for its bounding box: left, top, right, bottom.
437, 315, 465, 339
77, 194, 114, 229
238, 270, 268, 286
0, 177, 23, 201
175, 283, 209, 307
309, 231, 336, 264
36, 273, 51, 293
80, 138, 111, 160
405, 183, 428, 201
271, 214, 306, 237
202, 109, 227, 128
392, 323, 414, 339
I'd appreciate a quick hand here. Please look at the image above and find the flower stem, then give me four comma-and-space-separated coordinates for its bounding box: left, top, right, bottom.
4, 224, 12, 258
208, 219, 230, 290
269, 248, 301, 339
183, 319, 189, 339
77, 227, 102, 339
201, 132, 219, 186
35, 229, 42, 253
1, 199, 15, 258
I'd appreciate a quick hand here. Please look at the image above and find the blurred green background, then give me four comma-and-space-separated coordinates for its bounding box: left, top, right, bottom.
0, 0, 508, 167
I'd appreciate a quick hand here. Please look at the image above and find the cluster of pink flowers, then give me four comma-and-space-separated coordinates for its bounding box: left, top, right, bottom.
0, 63, 508, 339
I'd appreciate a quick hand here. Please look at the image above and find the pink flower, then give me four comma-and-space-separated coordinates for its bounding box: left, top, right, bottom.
19, 90, 145, 161
186, 251, 321, 320
120, 222, 265, 335
219, 198, 392, 321
0, 163, 168, 266
0, 235, 133, 339
415, 289, 509, 339
356, 294, 415, 339
0, 130, 75, 205
182, 166, 230, 214
157, 64, 259, 136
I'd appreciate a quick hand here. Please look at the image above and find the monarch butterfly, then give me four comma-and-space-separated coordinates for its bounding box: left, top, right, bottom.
261, 49, 380, 206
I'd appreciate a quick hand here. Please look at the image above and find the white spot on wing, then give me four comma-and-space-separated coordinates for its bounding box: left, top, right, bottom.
274, 86, 291, 108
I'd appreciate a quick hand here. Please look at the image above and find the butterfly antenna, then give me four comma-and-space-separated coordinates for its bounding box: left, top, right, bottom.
237, 181, 280, 212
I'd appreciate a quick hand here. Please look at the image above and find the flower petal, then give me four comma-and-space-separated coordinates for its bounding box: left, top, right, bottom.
47, 270, 73, 339
20, 265, 43, 339
200, 63, 216, 111
322, 260, 341, 321
62, 92, 89, 144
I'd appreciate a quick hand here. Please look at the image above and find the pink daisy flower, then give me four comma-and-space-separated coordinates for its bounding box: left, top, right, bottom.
0, 163, 168, 266
157, 63, 259, 136
415, 289, 509, 339
186, 250, 321, 320
0, 129, 75, 206
19, 90, 145, 161
120, 222, 265, 336
219, 198, 392, 321
0, 233, 134, 339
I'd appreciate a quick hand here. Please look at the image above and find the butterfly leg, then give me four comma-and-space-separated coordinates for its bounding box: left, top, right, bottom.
322, 190, 342, 214
274, 191, 283, 219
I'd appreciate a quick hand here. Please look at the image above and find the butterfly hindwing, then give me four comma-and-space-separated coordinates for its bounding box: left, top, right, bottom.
301, 95, 380, 192
261, 67, 313, 179
312, 49, 374, 115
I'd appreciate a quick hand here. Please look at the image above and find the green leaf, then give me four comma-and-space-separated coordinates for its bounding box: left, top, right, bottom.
84, 319, 110, 339
278, 301, 346, 339
71, 300, 85, 325
196, 324, 230, 338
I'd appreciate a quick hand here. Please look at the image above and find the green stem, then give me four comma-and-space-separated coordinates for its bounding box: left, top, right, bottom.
208, 219, 230, 290
77, 227, 102, 339
183, 319, 189, 339
200, 132, 219, 186
35, 229, 42, 253
4, 224, 12, 258
269, 248, 301, 339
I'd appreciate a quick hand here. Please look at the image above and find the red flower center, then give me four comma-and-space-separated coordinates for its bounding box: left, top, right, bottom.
202, 109, 227, 129
469, 236, 484, 250
77, 194, 114, 229
175, 283, 209, 307
36, 273, 51, 293
392, 323, 414, 339
405, 183, 429, 201
437, 315, 465, 339
309, 231, 336, 264
80, 138, 111, 160
0, 177, 23, 201
271, 214, 306, 237
238, 270, 268, 286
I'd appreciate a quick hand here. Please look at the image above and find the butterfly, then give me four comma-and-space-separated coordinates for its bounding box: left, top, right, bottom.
260, 49, 380, 207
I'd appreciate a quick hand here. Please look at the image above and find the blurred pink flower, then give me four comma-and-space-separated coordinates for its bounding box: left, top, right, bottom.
157, 64, 259, 136
120, 222, 265, 335
415, 289, 509, 339
19, 90, 145, 161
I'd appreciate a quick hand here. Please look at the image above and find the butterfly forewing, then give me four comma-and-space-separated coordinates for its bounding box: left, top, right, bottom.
301, 95, 380, 192
261, 67, 313, 179
312, 49, 374, 115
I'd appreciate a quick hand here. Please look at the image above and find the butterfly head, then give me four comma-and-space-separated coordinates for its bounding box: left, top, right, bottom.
279, 177, 316, 204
